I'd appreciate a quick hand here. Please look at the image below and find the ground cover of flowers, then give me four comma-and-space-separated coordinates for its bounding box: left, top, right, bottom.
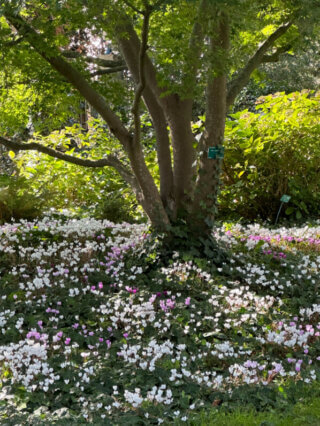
0, 217, 320, 424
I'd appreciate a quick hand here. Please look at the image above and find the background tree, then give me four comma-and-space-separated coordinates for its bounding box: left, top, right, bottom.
0, 0, 319, 240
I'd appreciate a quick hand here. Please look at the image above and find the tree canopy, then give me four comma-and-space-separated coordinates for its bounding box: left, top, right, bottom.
0, 0, 319, 237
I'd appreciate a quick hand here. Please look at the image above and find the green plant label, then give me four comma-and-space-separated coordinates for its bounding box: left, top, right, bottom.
280, 195, 291, 203
208, 146, 224, 159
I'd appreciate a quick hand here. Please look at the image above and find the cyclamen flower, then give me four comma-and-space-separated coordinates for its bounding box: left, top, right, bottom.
185, 297, 191, 306
160, 299, 175, 312
125, 286, 138, 294
65, 338, 71, 345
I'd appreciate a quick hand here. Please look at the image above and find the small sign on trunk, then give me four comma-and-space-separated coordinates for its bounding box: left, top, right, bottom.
208, 146, 224, 159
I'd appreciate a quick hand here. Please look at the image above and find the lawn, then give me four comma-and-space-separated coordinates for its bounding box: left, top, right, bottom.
0, 216, 319, 424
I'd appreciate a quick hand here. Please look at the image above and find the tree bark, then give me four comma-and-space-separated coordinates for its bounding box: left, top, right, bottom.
162, 95, 196, 218
116, 22, 174, 212
190, 12, 229, 236
4, 11, 170, 230
227, 22, 292, 108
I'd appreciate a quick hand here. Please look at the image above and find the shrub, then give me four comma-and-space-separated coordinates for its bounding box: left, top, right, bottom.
219, 91, 320, 221
14, 121, 146, 222
0, 175, 45, 222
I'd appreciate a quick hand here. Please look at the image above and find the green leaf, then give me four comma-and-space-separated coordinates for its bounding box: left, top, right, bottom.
285, 207, 294, 215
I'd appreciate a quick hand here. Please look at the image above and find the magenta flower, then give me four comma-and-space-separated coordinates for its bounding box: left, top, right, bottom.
98, 282, 103, 289
185, 297, 191, 306
65, 338, 71, 345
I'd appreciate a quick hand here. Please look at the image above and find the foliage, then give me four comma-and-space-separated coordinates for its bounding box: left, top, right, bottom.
0, 174, 45, 222
15, 120, 143, 222
1, 218, 320, 423
233, 38, 320, 112
219, 91, 320, 221
188, 385, 320, 425
0, 0, 319, 233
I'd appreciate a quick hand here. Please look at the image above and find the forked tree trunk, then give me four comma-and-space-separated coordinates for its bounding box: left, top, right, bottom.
1, 5, 295, 243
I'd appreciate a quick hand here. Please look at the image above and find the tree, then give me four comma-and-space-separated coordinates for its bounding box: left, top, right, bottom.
0, 0, 319, 240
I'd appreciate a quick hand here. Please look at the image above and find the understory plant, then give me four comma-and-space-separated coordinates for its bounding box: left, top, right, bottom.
0, 174, 44, 222
0, 218, 320, 424
219, 91, 320, 221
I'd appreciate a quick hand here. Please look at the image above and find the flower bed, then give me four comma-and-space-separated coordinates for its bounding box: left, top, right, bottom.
0, 218, 320, 424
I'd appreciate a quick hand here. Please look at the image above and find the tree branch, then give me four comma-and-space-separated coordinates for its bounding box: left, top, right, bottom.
0, 135, 137, 187
2, 36, 25, 47
227, 22, 292, 108
261, 43, 293, 62
61, 50, 126, 69
115, 15, 174, 208
123, 0, 144, 14
90, 65, 127, 77
181, 0, 206, 91
4, 12, 133, 150
131, 3, 151, 146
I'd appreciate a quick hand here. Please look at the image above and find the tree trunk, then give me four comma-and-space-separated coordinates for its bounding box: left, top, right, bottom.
127, 138, 170, 231
162, 95, 196, 219
116, 22, 175, 214
189, 12, 229, 237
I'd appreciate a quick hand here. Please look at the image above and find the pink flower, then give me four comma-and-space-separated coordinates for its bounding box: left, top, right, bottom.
166, 299, 175, 309
185, 297, 191, 306
123, 333, 129, 338
98, 282, 103, 289
65, 338, 71, 345
160, 300, 168, 312
149, 294, 157, 303
91, 286, 96, 291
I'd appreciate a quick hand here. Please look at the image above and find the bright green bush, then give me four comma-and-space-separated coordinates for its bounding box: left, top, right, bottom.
219, 91, 320, 221
15, 120, 144, 222
0, 175, 45, 222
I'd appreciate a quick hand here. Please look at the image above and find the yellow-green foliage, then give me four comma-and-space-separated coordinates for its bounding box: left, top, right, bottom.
15, 119, 143, 222
220, 91, 320, 220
